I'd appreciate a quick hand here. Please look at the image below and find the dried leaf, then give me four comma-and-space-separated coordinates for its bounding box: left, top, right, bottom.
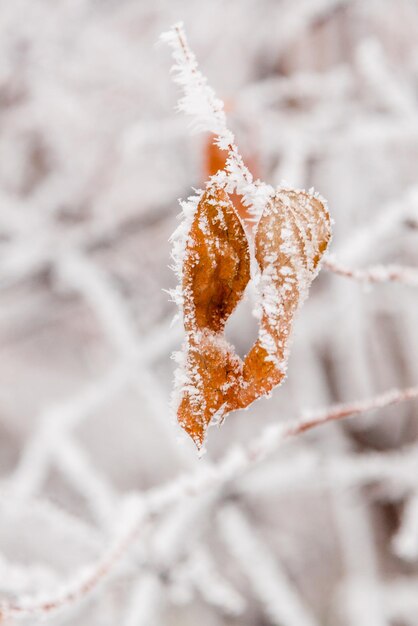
178, 183, 250, 448
182, 184, 250, 333
176, 185, 331, 449
238, 189, 332, 408
178, 334, 242, 448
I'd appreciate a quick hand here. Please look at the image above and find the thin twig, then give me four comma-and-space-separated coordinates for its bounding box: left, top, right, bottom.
324, 257, 418, 287
2, 384, 417, 621
161, 22, 273, 216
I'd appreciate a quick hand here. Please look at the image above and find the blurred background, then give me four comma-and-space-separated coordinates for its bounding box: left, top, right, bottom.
0, 0, 418, 624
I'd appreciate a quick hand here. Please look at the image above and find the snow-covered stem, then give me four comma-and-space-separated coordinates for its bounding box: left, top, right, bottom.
2, 383, 417, 621
240, 444, 418, 496
333, 185, 418, 263
281, 386, 418, 440
52, 435, 118, 526
218, 504, 319, 626
5, 364, 129, 501
56, 250, 193, 467
161, 22, 273, 215
180, 546, 246, 615
324, 257, 418, 287
0, 556, 58, 595
123, 574, 164, 626
356, 38, 417, 118
392, 490, 418, 561
0, 497, 144, 621
341, 578, 418, 626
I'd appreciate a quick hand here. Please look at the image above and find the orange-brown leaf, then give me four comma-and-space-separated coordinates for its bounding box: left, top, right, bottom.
178, 333, 242, 449
182, 184, 250, 334
238, 189, 331, 407
177, 186, 331, 449
178, 183, 250, 448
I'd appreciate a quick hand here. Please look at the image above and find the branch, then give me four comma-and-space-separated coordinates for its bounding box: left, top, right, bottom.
2, 384, 417, 621
281, 386, 418, 440
123, 574, 163, 626
331, 185, 418, 263
161, 22, 273, 216
56, 250, 193, 468
182, 546, 246, 615
218, 504, 319, 626
0, 498, 144, 622
324, 257, 418, 287
239, 444, 418, 497
6, 364, 129, 501
393, 490, 418, 561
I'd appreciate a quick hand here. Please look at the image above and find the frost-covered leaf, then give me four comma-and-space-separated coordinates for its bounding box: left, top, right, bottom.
178, 183, 250, 448
182, 184, 250, 333
176, 186, 331, 448
178, 334, 242, 449
239, 188, 332, 406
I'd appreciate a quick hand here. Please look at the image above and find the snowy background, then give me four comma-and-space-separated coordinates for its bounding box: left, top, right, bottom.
1, 0, 418, 624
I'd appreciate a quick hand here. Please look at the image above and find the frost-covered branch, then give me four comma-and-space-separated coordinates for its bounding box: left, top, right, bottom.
240, 444, 418, 496
179, 546, 246, 616
123, 574, 164, 626
2, 383, 417, 621
254, 385, 418, 455
56, 250, 193, 465
5, 364, 129, 501
392, 491, 418, 561
333, 185, 418, 263
324, 257, 418, 287
0, 497, 144, 622
161, 22, 273, 216
218, 504, 319, 626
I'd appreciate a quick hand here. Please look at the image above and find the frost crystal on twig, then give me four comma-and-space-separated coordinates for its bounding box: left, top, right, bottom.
160, 22, 273, 217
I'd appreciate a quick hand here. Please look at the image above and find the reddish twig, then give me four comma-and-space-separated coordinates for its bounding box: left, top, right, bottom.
324, 257, 418, 287
2, 384, 418, 622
